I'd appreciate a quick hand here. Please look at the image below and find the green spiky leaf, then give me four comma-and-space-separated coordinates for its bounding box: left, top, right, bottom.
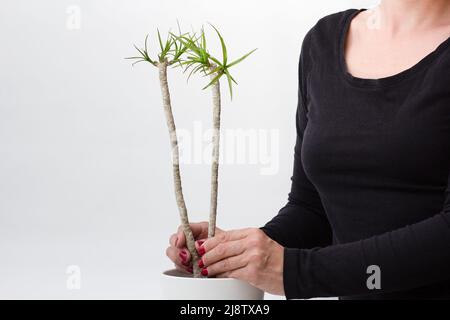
202, 71, 222, 90
187, 63, 205, 82
201, 27, 207, 50
157, 28, 164, 52
227, 48, 257, 68
132, 59, 147, 66
144, 34, 149, 54
133, 44, 146, 57
204, 65, 221, 76
224, 68, 235, 99
208, 23, 227, 66
208, 55, 222, 68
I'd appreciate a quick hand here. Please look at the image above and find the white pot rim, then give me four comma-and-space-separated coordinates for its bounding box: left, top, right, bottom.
161, 269, 265, 300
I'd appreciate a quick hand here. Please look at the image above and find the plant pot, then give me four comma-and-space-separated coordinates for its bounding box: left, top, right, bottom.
161, 269, 264, 300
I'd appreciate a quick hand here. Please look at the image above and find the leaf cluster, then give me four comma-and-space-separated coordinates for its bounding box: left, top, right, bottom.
127, 22, 257, 99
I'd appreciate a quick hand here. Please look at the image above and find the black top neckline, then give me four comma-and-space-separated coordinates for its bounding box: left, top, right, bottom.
338, 8, 450, 88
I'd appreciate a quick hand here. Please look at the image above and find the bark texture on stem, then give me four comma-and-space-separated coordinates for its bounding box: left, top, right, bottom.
158, 60, 201, 277
208, 65, 222, 238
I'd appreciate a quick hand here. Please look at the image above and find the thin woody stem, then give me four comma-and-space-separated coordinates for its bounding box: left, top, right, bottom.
157, 60, 201, 277
208, 64, 222, 238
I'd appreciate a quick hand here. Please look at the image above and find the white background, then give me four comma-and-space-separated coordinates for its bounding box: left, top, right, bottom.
0, 0, 378, 299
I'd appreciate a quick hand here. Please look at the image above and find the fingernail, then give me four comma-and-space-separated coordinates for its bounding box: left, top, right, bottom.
201, 268, 208, 276
187, 267, 193, 273
196, 240, 205, 247
179, 252, 186, 262
198, 259, 204, 268
198, 246, 206, 256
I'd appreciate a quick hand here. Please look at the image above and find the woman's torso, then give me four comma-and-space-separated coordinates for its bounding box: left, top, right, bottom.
301, 9, 450, 299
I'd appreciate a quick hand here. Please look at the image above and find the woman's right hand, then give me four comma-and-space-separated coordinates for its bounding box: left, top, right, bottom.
166, 221, 224, 274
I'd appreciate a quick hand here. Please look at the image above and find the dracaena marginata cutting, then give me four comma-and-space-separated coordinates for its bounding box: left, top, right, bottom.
127, 22, 256, 278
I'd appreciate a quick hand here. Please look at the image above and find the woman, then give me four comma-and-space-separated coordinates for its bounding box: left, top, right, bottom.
166, 0, 450, 299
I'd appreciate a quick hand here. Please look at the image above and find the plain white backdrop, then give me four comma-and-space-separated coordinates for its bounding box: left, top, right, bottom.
0, 0, 378, 299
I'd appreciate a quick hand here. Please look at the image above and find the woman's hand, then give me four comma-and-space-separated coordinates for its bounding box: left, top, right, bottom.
166, 222, 223, 274
199, 228, 285, 295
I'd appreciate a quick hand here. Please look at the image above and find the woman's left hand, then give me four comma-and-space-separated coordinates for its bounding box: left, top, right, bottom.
198, 228, 285, 295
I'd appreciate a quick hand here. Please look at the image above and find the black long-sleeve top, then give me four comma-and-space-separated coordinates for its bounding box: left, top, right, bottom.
261, 8, 450, 299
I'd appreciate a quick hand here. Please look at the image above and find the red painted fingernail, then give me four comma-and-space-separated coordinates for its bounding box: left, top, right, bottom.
198, 246, 206, 256
197, 240, 205, 246
187, 267, 193, 273
179, 252, 186, 262
201, 268, 208, 276
198, 259, 204, 268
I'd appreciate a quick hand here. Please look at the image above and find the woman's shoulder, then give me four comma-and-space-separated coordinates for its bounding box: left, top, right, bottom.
305, 8, 359, 43
300, 9, 359, 66
315, 9, 358, 31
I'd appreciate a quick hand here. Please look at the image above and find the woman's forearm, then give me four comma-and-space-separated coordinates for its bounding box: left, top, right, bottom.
261, 201, 332, 249
284, 209, 450, 299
